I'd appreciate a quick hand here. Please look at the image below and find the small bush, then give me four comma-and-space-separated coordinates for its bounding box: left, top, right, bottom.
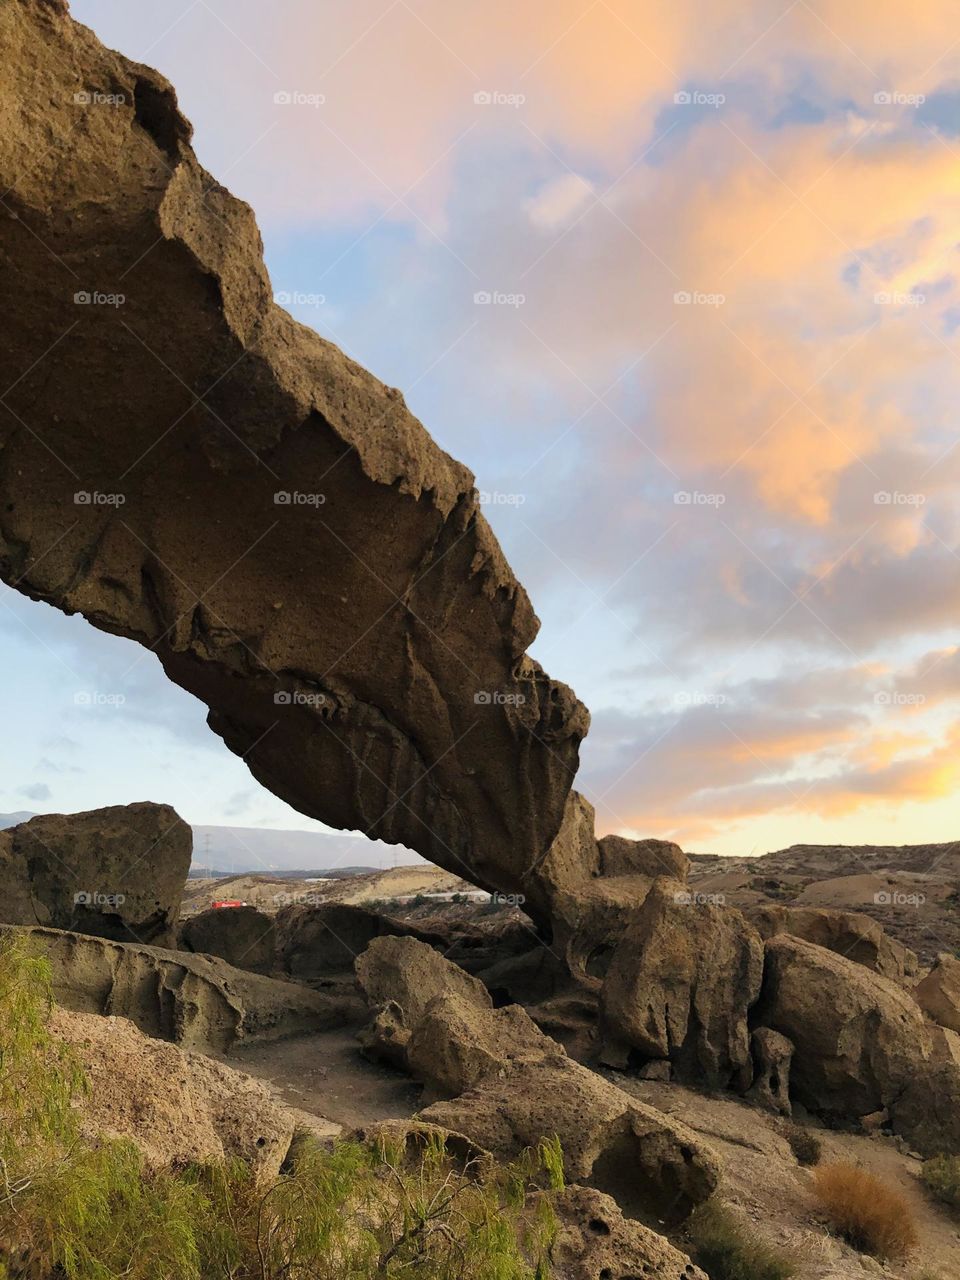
687, 1200, 798, 1280
921, 1154, 960, 1210
811, 1162, 917, 1260
782, 1123, 822, 1167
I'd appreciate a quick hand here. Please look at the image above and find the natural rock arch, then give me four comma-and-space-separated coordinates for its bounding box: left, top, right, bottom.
0, 0, 589, 924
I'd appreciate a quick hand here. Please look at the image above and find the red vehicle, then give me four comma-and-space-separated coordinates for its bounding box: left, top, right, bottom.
211, 899, 247, 909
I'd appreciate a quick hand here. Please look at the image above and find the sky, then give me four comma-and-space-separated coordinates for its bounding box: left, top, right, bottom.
3, 0, 960, 856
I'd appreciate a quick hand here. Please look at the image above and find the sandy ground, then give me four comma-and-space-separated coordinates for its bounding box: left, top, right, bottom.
224, 1025, 422, 1132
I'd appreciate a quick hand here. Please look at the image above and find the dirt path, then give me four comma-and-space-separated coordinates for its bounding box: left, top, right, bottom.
224, 1026, 423, 1132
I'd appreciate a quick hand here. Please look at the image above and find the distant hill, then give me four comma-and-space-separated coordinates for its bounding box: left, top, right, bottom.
189, 824, 419, 874
0, 811, 35, 829
0, 811, 415, 873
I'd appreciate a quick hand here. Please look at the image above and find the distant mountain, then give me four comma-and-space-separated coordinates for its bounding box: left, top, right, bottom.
189, 824, 420, 874
0, 811, 35, 829
1, 810, 415, 873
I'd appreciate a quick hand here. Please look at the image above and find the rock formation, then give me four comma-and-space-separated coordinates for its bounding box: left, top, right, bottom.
0, 0, 588, 924
0, 803, 190, 944
178, 904, 277, 974
915, 952, 960, 1032
527, 790, 689, 981
599, 877, 763, 1089
5, 923, 350, 1052
355, 936, 720, 1223
275, 901, 445, 979
542, 1186, 707, 1280
50, 1006, 301, 1178
748, 903, 917, 980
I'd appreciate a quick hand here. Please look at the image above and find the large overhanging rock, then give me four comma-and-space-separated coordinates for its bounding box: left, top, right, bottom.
0, 0, 588, 914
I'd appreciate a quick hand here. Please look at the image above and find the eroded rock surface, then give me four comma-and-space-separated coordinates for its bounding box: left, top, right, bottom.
528, 791, 687, 985
748, 903, 917, 981
4, 923, 349, 1052
599, 878, 763, 1090
915, 952, 960, 1032
178, 904, 277, 974
355, 935, 720, 1223
0, 803, 190, 945
543, 1185, 707, 1280
0, 0, 587, 922
50, 1006, 297, 1178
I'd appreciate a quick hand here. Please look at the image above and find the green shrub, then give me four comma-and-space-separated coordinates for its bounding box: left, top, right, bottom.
922, 1154, 960, 1210
0, 933, 559, 1279
687, 1200, 798, 1280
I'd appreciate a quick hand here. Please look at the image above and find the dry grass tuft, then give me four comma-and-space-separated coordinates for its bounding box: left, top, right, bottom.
811, 1161, 917, 1260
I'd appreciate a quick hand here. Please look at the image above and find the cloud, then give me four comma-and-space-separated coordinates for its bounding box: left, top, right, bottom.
525, 174, 596, 230
18, 784, 51, 803
45, 1, 960, 852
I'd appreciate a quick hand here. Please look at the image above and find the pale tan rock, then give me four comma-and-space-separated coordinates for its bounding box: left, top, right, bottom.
915, 952, 960, 1032
600, 877, 763, 1089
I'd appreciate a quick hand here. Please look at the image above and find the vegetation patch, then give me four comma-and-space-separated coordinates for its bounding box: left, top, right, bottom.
811, 1161, 918, 1260
0, 934, 559, 1280
687, 1200, 798, 1280
782, 1122, 822, 1167
921, 1154, 960, 1211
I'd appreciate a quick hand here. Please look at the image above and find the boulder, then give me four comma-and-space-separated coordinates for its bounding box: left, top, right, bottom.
599, 878, 763, 1089
407, 993, 555, 1098
179, 904, 276, 973
275, 902, 443, 979
420, 1055, 720, 1226
746, 1027, 793, 1116
0, 0, 588, 924
356, 935, 491, 1026
748, 904, 917, 980
755, 934, 929, 1123
0, 804, 190, 945
354, 933, 719, 1223
4, 924, 349, 1053
914, 952, 960, 1032
542, 1185, 707, 1280
50, 1006, 297, 1179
